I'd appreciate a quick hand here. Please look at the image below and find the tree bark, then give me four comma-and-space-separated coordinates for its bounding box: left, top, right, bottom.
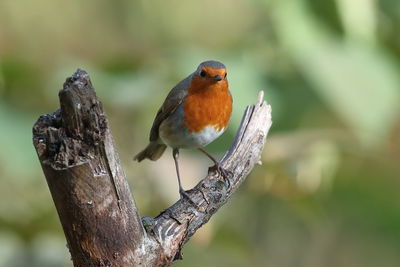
32, 69, 272, 266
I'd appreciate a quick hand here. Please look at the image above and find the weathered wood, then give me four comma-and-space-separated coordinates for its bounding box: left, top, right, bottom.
33, 70, 145, 266
32, 69, 272, 266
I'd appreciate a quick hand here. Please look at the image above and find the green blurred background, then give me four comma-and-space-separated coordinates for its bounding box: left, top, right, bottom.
1, 0, 400, 266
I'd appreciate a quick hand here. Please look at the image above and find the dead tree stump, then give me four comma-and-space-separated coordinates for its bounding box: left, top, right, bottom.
32, 69, 272, 266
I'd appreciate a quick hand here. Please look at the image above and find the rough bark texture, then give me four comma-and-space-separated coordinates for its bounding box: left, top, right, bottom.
33, 69, 272, 266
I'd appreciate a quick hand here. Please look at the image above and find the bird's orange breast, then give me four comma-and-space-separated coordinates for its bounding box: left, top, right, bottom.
183, 78, 232, 133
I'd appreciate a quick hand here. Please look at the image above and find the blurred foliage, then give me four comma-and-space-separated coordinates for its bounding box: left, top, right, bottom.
1, 0, 400, 266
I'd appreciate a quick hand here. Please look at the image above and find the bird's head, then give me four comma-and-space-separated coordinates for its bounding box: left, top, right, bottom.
195, 60, 227, 82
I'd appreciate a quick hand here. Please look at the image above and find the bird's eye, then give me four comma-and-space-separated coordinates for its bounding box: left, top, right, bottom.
224, 72, 227, 78
200, 70, 206, 77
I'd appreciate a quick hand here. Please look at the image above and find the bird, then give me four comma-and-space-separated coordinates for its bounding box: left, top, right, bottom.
134, 60, 232, 200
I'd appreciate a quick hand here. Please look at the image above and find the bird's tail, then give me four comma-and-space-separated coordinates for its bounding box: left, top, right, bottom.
133, 142, 167, 162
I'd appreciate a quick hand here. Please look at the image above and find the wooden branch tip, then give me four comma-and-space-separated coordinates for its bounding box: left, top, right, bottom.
33, 69, 272, 266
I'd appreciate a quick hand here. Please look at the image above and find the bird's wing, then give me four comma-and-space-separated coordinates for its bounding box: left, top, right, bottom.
149, 74, 192, 142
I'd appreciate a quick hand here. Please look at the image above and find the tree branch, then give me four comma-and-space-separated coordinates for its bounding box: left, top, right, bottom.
32, 69, 272, 266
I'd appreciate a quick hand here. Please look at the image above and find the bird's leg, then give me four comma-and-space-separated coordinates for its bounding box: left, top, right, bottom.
198, 147, 232, 187
173, 148, 195, 204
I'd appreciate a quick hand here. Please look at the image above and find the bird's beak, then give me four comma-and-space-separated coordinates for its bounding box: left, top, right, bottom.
214, 75, 223, 81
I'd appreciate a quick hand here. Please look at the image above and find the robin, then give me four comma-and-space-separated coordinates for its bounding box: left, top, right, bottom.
134, 60, 232, 199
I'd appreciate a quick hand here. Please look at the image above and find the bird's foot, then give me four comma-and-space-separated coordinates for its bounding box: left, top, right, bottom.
209, 163, 232, 188
179, 188, 196, 206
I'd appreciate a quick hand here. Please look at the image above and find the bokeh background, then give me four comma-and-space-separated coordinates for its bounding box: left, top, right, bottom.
1, 0, 400, 266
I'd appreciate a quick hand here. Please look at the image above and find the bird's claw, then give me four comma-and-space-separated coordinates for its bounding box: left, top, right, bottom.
209, 164, 232, 188
179, 188, 196, 206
